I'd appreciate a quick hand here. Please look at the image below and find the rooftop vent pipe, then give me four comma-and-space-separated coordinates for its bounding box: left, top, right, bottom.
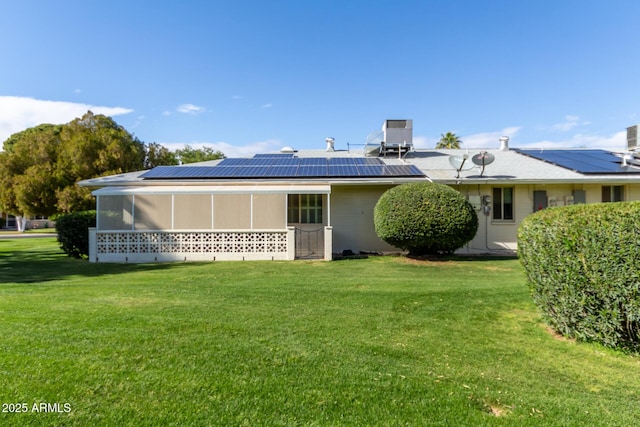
326, 137, 335, 152
499, 136, 510, 151
628, 125, 638, 150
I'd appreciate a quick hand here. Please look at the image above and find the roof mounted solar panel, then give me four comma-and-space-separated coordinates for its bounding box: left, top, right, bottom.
271, 157, 300, 166
140, 156, 425, 180
253, 153, 295, 158
264, 166, 299, 177
383, 165, 424, 176
243, 158, 274, 167
357, 165, 385, 176
353, 157, 384, 165
217, 158, 248, 167
203, 167, 237, 178
297, 165, 328, 176
328, 157, 356, 166
517, 149, 640, 174
299, 158, 326, 166
328, 165, 360, 176
233, 167, 268, 177
139, 166, 175, 179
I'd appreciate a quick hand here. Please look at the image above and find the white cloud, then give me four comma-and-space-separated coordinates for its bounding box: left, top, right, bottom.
177, 103, 205, 114
261, 103, 273, 109
159, 139, 281, 158
461, 127, 522, 149
0, 96, 133, 144
413, 127, 520, 150
412, 136, 433, 149
518, 131, 626, 150
551, 115, 591, 132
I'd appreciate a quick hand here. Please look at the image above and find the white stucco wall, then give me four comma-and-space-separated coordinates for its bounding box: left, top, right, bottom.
330, 185, 399, 254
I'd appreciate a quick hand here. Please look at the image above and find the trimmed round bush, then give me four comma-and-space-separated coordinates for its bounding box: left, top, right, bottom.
518, 202, 640, 352
374, 182, 478, 255
55, 210, 96, 259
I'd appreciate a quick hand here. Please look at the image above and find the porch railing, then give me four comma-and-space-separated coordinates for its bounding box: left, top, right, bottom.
89, 229, 295, 262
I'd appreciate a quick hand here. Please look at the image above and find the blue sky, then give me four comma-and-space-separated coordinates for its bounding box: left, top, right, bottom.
1, 0, 638, 156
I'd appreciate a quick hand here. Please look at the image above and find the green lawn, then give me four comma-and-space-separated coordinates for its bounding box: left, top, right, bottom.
1, 238, 639, 426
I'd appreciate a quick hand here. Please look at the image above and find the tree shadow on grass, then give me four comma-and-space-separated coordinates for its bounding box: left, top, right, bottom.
0, 239, 192, 284
405, 253, 518, 263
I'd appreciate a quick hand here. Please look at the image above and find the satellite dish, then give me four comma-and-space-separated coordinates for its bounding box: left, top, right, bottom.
448, 154, 473, 178
471, 151, 495, 176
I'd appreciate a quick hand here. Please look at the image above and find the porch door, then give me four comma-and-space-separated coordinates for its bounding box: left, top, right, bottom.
288, 194, 325, 259
294, 227, 324, 259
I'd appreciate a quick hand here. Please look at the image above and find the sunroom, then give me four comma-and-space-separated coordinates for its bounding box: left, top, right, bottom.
89, 184, 332, 262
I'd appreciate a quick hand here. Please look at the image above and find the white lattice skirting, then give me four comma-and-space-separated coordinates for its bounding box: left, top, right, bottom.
91, 230, 294, 262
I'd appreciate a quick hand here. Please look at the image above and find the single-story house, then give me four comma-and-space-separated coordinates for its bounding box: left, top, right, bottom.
0, 213, 53, 230
79, 120, 640, 262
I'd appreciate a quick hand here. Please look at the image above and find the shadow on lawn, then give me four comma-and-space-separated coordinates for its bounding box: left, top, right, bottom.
405, 254, 518, 262
0, 240, 186, 284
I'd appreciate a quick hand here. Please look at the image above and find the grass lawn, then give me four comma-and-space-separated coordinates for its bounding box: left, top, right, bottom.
1, 238, 639, 426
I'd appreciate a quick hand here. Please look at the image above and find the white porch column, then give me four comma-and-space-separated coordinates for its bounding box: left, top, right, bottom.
324, 226, 333, 260
88, 227, 97, 263
286, 226, 296, 260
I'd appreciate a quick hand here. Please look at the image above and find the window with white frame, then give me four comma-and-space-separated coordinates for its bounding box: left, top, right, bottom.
492, 187, 514, 221
287, 194, 323, 224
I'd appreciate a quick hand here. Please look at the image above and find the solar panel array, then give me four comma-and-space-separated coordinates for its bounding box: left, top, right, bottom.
140, 156, 425, 179
517, 149, 640, 174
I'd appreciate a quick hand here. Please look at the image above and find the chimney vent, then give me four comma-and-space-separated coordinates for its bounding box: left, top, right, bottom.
627, 125, 638, 150
325, 137, 335, 152
499, 136, 510, 151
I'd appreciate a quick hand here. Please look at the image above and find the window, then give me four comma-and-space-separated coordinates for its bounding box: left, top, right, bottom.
492, 187, 514, 221
602, 185, 624, 202
288, 194, 323, 224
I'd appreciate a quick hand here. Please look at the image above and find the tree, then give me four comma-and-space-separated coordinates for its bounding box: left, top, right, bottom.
374, 182, 478, 256
436, 132, 462, 149
0, 111, 182, 229
175, 145, 225, 164
56, 111, 146, 180
0, 124, 63, 231
145, 142, 178, 169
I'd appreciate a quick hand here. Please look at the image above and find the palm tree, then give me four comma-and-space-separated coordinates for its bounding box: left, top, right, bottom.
436, 132, 462, 149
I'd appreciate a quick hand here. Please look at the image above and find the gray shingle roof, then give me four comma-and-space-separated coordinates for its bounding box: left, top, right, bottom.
79, 148, 640, 187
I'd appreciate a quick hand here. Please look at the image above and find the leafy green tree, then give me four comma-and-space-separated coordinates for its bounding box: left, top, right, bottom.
175, 145, 225, 164
436, 132, 462, 149
56, 111, 145, 180
0, 124, 63, 230
0, 111, 185, 228
145, 142, 178, 168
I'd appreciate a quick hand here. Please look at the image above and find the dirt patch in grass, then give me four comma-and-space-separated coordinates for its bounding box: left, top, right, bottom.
544, 325, 576, 343
397, 256, 464, 267
488, 404, 510, 417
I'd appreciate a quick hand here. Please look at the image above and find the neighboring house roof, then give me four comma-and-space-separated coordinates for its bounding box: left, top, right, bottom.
79, 148, 640, 188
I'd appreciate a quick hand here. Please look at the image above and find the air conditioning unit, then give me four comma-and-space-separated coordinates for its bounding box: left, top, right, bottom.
547, 197, 557, 207
564, 196, 575, 205
381, 120, 413, 156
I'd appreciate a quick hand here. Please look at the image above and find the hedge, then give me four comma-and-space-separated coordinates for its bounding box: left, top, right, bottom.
518, 202, 640, 352
55, 210, 96, 259
374, 182, 478, 255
